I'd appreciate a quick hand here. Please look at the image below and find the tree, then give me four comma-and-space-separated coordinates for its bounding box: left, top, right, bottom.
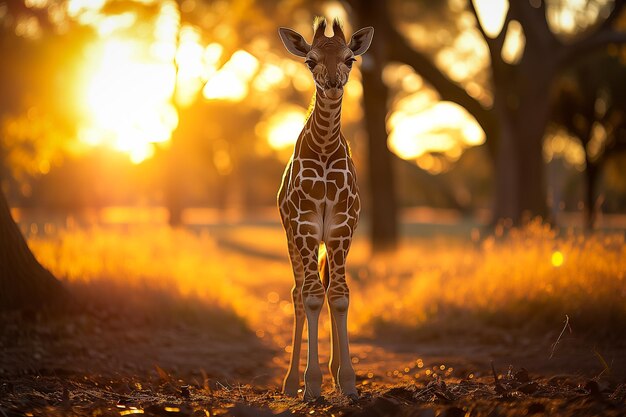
551, 51, 626, 229
0, 1, 90, 309
350, 0, 399, 252
0, 191, 66, 310
369, 0, 626, 224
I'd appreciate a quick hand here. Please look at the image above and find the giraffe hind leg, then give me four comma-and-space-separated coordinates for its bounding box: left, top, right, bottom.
282, 227, 305, 396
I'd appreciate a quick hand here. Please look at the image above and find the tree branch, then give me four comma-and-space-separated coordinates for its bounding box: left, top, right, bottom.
386, 27, 496, 139
558, 30, 626, 68
599, 0, 625, 31
509, 0, 560, 51
558, 0, 626, 67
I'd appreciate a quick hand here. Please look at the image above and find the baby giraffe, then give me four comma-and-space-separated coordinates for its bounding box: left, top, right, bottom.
277, 18, 373, 401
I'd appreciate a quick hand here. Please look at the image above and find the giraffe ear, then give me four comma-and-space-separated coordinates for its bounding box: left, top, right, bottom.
278, 27, 311, 58
348, 27, 374, 56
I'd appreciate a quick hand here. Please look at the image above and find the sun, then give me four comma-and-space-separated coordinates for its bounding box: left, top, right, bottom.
77, 37, 179, 164
73, 0, 186, 164
73, 0, 259, 164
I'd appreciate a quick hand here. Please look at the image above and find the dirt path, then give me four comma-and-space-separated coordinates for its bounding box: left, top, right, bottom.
1, 303, 625, 417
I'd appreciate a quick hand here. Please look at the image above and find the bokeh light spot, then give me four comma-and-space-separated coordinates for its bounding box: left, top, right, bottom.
551, 251, 564, 267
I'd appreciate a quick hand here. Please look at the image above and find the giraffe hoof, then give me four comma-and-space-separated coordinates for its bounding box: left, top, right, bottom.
282, 377, 300, 397
304, 395, 326, 404
347, 393, 359, 404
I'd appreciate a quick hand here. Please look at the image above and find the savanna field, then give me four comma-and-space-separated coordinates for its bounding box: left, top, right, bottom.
2, 213, 625, 416
2, 0, 626, 415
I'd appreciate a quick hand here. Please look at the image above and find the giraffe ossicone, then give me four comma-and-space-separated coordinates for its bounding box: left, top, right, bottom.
277, 18, 373, 402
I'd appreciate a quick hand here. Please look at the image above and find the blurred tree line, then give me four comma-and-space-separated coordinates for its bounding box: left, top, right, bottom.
369, 0, 626, 228
1, 0, 626, 309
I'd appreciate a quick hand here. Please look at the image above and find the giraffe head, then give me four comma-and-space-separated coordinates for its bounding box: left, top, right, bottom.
279, 18, 374, 100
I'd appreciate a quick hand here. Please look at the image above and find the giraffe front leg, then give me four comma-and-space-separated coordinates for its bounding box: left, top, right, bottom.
326, 247, 358, 400
283, 285, 305, 396
283, 228, 305, 396
299, 241, 324, 401
303, 285, 324, 401
328, 306, 340, 390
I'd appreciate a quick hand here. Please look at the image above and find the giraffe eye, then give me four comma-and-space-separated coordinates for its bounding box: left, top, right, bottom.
305, 59, 317, 70
345, 58, 356, 68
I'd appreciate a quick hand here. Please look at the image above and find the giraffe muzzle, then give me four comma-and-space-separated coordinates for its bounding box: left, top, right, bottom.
325, 87, 343, 100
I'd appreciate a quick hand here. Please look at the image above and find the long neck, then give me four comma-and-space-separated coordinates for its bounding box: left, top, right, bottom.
302, 89, 343, 155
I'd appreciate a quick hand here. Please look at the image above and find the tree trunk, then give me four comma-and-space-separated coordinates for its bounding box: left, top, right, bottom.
165, 135, 184, 227
492, 94, 520, 222
491, 55, 552, 224
353, 0, 398, 252
515, 108, 549, 222
584, 159, 598, 230
166, 176, 184, 227
493, 111, 548, 223
0, 188, 66, 311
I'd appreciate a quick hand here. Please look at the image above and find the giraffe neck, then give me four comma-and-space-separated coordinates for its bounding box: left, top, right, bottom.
301, 89, 344, 156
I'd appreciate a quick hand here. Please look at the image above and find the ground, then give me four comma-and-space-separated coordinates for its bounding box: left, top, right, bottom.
1, 215, 625, 416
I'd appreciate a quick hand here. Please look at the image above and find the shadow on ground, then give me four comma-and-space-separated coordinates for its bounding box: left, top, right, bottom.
2, 281, 626, 416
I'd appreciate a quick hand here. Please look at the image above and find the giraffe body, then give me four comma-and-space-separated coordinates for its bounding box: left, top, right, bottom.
277, 18, 373, 401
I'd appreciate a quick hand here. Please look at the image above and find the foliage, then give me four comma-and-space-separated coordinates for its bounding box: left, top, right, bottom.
26, 220, 626, 342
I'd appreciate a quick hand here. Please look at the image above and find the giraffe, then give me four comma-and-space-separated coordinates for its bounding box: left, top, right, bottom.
277, 18, 373, 401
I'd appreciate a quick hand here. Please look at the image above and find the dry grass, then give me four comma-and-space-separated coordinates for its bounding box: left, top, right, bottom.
29, 226, 261, 318
27, 219, 626, 344
351, 221, 626, 338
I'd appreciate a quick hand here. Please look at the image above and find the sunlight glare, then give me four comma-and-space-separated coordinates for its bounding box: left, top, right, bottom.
388, 101, 485, 163
67, 0, 106, 18
203, 50, 259, 101
24, 0, 50, 7
323, 1, 349, 33
175, 25, 206, 107
462, 122, 485, 146
95, 12, 136, 36
547, 0, 613, 35
543, 131, 586, 170
204, 43, 224, 68
501, 20, 525, 64
265, 107, 307, 150
472, 0, 509, 38
73, 0, 201, 164
253, 63, 287, 92
78, 38, 178, 164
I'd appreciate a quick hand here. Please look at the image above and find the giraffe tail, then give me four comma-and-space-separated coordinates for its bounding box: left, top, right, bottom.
319, 243, 330, 291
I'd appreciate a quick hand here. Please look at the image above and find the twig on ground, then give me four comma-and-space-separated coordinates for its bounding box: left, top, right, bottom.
549, 315, 571, 359
216, 381, 231, 392
593, 348, 612, 379
491, 362, 506, 394
415, 385, 435, 398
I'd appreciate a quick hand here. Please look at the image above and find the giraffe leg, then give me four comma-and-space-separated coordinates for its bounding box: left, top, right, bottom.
283, 283, 304, 396
321, 250, 340, 389
283, 229, 305, 396
299, 239, 324, 401
329, 304, 340, 389
326, 245, 358, 400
